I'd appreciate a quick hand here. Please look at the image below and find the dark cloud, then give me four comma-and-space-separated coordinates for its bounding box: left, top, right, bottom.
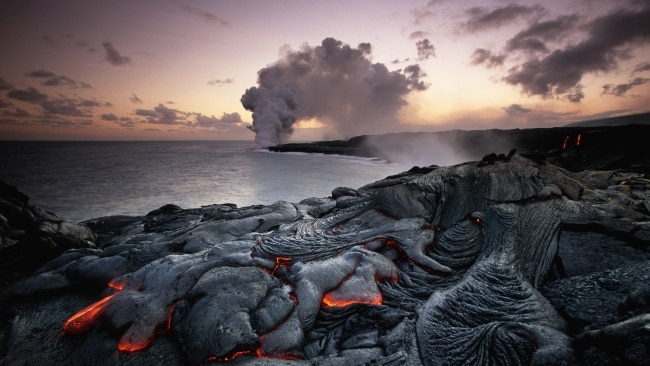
102, 113, 135, 128
191, 112, 243, 128
0, 100, 12, 108
101, 113, 118, 121
129, 93, 143, 104
37, 118, 78, 127
135, 104, 182, 124
207, 78, 234, 86
134, 103, 242, 131
463, 4, 543, 33
470, 48, 505, 68
504, 103, 532, 115
175, 1, 230, 26
565, 85, 585, 103
241, 37, 429, 146
633, 61, 650, 73
505, 15, 578, 53
41, 34, 57, 45
25, 70, 92, 89
7, 87, 48, 103
390, 58, 411, 65
502, 6, 650, 101
40, 98, 88, 117
416, 39, 436, 60
0, 78, 15, 90
102, 41, 131, 66
411, 8, 435, 25
409, 31, 429, 40
13, 108, 30, 117
117, 117, 136, 128
1, 108, 29, 118
75, 40, 96, 52
601, 77, 650, 96
7, 87, 109, 120
403, 64, 429, 91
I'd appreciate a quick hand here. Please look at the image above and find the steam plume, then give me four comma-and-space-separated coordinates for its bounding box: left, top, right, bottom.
241, 85, 297, 147
241, 37, 428, 147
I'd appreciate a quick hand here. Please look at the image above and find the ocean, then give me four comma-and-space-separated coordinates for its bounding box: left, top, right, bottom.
0, 141, 399, 222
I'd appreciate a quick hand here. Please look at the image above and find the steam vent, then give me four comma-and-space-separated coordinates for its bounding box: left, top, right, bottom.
2, 126, 650, 365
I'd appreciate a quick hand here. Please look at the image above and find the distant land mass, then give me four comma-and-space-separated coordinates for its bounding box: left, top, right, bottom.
566, 111, 650, 127
270, 112, 650, 173
269, 113, 650, 172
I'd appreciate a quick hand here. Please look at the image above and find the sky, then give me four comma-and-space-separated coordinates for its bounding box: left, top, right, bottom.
1, 0, 649, 142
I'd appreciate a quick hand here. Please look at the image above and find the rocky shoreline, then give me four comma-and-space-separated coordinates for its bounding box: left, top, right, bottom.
1, 125, 650, 365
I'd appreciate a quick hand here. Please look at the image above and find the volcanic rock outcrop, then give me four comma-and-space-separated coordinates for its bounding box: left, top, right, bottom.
1, 153, 649, 365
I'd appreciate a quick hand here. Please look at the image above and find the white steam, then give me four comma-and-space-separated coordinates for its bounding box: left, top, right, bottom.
241, 37, 428, 146
241, 85, 297, 147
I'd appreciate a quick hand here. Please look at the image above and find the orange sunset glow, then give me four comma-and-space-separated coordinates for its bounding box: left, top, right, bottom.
1, 0, 649, 141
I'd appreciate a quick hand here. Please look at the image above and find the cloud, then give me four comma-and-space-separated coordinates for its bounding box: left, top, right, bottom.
416, 39, 436, 60
207, 78, 234, 86
0, 78, 14, 90
74, 40, 96, 53
174, 1, 230, 26
7, 86, 109, 120
411, 8, 435, 25
102, 113, 136, 128
409, 31, 429, 40
39, 98, 89, 117
1, 107, 29, 118
601, 77, 650, 96
470, 48, 505, 68
504, 103, 531, 115
129, 93, 143, 104
241, 37, 429, 146
102, 41, 131, 66
101, 113, 118, 121
117, 117, 136, 128
0, 100, 12, 108
633, 61, 650, 73
463, 4, 543, 33
502, 6, 650, 101
134, 103, 242, 131
41, 34, 57, 45
25, 70, 92, 89
190, 112, 243, 128
135, 104, 183, 124
7, 87, 48, 103
504, 15, 578, 54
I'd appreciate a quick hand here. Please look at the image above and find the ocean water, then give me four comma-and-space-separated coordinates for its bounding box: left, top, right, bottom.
0, 141, 399, 222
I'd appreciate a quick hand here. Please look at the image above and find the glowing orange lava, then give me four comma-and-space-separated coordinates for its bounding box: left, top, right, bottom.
63, 293, 116, 335
562, 135, 570, 150
209, 350, 254, 362
272, 256, 292, 275
576, 133, 581, 146
166, 300, 181, 331
256, 348, 302, 360
117, 335, 158, 353
108, 277, 127, 291
322, 291, 382, 307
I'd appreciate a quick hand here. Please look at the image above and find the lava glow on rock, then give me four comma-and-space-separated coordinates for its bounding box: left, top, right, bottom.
63, 293, 116, 335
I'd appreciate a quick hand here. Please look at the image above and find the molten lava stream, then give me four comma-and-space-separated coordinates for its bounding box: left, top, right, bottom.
255, 347, 302, 361
117, 334, 159, 353
63, 293, 116, 335
107, 277, 127, 291
321, 291, 382, 307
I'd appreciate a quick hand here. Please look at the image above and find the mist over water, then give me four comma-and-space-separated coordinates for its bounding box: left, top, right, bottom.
0, 141, 397, 222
